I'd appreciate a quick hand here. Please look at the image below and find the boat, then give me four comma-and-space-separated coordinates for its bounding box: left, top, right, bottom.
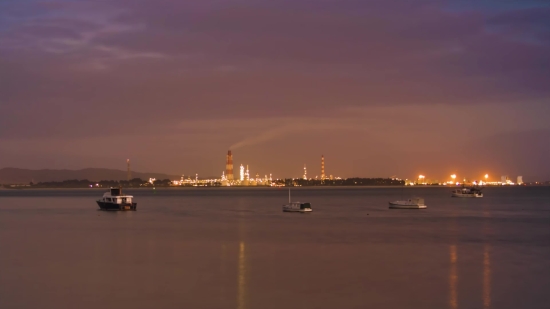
451, 186, 483, 198
282, 189, 312, 213
389, 197, 427, 209
96, 187, 137, 211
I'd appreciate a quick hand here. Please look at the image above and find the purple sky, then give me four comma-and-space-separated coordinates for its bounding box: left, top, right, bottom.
1, 0, 549, 181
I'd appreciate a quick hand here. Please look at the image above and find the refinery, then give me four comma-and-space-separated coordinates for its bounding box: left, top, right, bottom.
144, 150, 528, 187
168, 151, 339, 187
3, 153, 534, 189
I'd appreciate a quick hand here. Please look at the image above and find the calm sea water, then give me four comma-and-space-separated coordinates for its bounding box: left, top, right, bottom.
1, 186, 549, 309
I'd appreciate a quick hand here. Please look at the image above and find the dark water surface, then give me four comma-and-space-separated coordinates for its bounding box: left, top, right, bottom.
1, 186, 549, 309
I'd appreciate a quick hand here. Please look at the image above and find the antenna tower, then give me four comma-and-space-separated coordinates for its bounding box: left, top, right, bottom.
321, 155, 325, 182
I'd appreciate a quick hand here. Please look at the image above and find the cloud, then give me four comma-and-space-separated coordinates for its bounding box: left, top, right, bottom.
0, 0, 549, 178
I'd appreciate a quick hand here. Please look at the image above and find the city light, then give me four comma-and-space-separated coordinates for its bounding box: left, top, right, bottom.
162, 150, 526, 187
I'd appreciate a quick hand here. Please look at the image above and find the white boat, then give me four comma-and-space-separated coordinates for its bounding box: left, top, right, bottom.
96, 187, 137, 211
451, 186, 483, 198
389, 197, 427, 209
282, 189, 312, 213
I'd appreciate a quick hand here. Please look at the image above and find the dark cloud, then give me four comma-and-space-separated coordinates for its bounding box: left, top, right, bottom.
0, 0, 549, 179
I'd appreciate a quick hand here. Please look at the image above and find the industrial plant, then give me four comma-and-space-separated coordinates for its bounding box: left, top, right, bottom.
123, 150, 529, 188
220, 150, 273, 186
165, 150, 339, 187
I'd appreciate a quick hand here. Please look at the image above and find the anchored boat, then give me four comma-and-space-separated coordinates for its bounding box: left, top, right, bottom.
282, 189, 312, 213
389, 197, 427, 209
97, 187, 137, 211
451, 186, 483, 198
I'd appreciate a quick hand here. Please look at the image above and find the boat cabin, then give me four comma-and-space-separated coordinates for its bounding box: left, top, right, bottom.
453, 187, 482, 194
101, 188, 133, 204
409, 197, 425, 205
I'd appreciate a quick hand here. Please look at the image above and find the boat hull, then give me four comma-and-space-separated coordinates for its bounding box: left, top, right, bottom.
388, 203, 427, 209
282, 208, 312, 213
451, 193, 483, 198
97, 201, 137, 211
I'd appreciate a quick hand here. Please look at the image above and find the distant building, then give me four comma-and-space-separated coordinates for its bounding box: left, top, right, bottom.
517, 176, 523, 185
501, 175, 514, 185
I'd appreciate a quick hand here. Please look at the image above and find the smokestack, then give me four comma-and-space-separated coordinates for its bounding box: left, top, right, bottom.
127, 159, 131, 181
321, 155, 325, 180
226, 150, 234, 180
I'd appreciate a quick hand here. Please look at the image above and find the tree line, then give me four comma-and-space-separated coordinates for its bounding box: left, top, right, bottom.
275, 178, 405, 186
29, 178, 166, 188
22, 177, 404, 188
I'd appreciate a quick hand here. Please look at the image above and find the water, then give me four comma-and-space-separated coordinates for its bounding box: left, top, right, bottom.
0, 186, 549, 309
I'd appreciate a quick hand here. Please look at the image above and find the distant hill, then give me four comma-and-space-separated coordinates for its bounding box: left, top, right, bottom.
0, 168, 180, 184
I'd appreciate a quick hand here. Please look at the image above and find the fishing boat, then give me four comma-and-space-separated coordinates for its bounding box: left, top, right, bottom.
389, 197, 427, 209
282, 189, 312, 213
96, 187, 137, 211
451, 186, 483, 198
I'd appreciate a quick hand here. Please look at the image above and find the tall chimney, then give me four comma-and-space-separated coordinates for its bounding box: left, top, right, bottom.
127, 159, 131, 181
226, 150, 234, 180
321, 155, 325, 180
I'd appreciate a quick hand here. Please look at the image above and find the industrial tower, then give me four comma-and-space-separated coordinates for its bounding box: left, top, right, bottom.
321, 155, 325, 180
127, 159, 131, 181
226, 150, 234, 180
303, 164, 307, 180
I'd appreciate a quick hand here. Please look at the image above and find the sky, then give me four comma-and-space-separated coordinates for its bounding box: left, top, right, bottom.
0, 0, 549, 181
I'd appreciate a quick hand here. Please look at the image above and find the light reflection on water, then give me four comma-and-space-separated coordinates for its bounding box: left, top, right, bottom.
237, 197, 247, 309
483, 210, 492, 309
237, 241, 246, 309
220, 244, 227, 305
483, 244, 491, 309
449, 245, 458, 309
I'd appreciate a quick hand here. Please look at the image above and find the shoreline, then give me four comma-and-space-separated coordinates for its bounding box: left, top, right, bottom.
1, 184, 545, 190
